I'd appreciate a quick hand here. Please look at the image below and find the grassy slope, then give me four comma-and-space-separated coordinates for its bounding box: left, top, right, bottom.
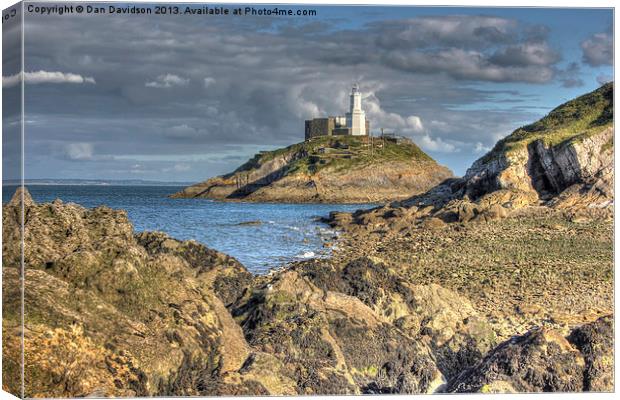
482, 82, 613, 163
230, 135, 435, 178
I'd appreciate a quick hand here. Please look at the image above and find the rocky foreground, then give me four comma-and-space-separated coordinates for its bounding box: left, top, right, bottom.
2, 83, 614, 396
171, 135, 452, 203
2, 187, 613, 397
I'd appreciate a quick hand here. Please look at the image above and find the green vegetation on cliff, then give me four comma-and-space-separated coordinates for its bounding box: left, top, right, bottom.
233, 135, 433, 177
483, 82, 613, 162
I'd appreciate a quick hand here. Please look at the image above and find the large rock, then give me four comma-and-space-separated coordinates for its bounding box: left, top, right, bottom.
293, 256, 497, 381
230, 269, 444, 394
446, 316, 614, 393
567, 316, 614, 391
1, 189, 271, 397
446, 328, 586, 393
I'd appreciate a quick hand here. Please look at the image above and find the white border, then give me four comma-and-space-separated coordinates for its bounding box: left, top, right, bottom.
0, 1, 616, 400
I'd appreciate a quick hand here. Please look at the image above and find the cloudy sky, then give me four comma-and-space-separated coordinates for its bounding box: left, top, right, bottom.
2, 4, 614, 182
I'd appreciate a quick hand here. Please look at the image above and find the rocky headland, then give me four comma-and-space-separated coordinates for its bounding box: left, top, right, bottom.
324, 83, 613, 229
2, 83, 614, 396
171, 135, 453, 203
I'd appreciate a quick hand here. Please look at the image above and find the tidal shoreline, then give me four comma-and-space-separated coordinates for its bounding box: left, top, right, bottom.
1, 183, 372, 274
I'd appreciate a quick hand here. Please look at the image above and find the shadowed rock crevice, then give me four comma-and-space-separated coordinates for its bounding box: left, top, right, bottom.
527, 141, 559, 198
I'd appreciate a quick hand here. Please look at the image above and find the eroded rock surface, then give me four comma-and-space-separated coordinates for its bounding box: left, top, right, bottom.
446, 317, 614, 393
2, 189, 273, 397
2, 187, 613, 396
568, 316, 614, 392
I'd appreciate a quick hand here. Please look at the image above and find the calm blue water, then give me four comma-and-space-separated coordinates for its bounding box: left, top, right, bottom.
2, 185, 373, 274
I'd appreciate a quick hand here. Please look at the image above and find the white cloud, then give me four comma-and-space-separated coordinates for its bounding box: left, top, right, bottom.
405, 116, 424, 132
206, 106, 218, 116
474, 141, 492, 153
363, 91, 425, 135
64, 143, 94, 160
170, 124, 196, 134
145, 73, 189, 88
203, 77, 216, 88
166, 124, 207, 139
2, 71, 96, 88
3, 74, 21, 88
360, 90, 457, 153
287, 85, 321, 118
417, 134, 458, 153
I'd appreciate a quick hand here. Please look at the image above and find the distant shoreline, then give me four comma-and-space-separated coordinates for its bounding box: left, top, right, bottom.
2, 180, 194, 187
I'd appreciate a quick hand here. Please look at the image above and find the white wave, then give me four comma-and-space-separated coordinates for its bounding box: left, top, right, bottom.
296, 251, 315, 259
317, 227, 338, 236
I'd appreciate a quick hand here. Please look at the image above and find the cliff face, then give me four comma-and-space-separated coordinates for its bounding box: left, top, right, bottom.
460, 82, 613, 210
172, 135, 453, 203
323, 84, 614, 244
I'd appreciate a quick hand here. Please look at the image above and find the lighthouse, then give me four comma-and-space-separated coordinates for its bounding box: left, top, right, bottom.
346, 84, 366, 136
304, 83, 370, 140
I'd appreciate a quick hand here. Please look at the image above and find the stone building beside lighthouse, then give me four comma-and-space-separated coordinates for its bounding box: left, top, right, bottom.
305, 84, 370, 140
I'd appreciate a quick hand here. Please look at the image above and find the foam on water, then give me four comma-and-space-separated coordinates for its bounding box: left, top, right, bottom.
297, 251, 316, 259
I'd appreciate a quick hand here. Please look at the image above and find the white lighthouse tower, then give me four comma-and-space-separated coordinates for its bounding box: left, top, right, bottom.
346, 84, 366, 136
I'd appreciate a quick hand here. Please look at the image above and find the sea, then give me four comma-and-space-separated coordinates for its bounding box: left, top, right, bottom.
2, 185, 375, 274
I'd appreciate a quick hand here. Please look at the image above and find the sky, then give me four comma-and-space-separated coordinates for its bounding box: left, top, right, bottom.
2, 3, 614, 182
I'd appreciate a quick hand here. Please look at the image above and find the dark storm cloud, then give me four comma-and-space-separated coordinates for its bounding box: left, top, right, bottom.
581, 32, 613, 66
13, 9, 596, 180
299, 15, 560, 83
370, 15, 518, 49
489, 42, 560, 67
